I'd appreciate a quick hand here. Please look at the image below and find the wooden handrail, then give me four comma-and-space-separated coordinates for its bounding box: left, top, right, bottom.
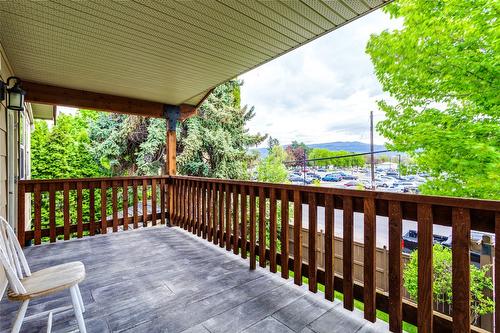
17, 175, 500, 332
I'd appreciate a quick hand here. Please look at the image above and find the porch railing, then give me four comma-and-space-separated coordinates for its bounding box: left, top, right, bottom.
17, 175, 500, 333
17, 176, 168, 245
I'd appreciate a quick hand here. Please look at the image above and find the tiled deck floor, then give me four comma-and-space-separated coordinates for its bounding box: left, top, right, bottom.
1, 226, 389, 333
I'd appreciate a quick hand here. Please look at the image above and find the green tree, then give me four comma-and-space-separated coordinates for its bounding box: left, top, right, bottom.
87, 80, 265, 178
257, 145, 289, 183
177, 80, 266, 179
404, 245, 494, 325
31, 112, 106, 237
366, 0, 500, 199
32, 113, 101, 180
284, 140, 309, 166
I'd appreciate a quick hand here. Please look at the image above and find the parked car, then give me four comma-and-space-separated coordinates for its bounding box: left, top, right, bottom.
339, 172, 357, 180
386, 170, 398, 177
322, 173, 342, 182
402, 230, 449, 253
344, 181, 362, 187
306, 172, 321, 180
288, 174, 311, 184
317, 168, 326, 173
403, 230, 493, 267
392, 181, 419, 192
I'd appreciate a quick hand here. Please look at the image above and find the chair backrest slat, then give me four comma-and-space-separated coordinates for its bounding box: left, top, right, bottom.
0, 217, 30, 294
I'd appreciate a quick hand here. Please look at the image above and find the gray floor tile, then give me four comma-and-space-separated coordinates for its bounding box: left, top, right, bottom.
243, 317, 294, 333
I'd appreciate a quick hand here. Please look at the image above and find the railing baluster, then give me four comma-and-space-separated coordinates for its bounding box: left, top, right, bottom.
123, 180, 129, 231
192, 181, 198, 235
269, 188, 277, 272
452, 207, 470, 332
219, 183, 224, 247
343, 196, 353, 310
240, 185, 247, 259
249, 186, 256, 270
89, 184, 95, 236
178, 180, 183, 228
181, 180, 186, 230
233, 184, 239, 255
142, 179, 148, 227
48, 183, 56, 242
112, 181, 118, 232
63, 182, 70, 240
496, 212, 500, 333
193, 181, 198, 234
225, 183, 232, 250
280, 189, 289, 279
133, 180, 138, 229
189, 181, 194, 233
308, 192, 317, 292
202, 182, 207, 239
258, 186, 266, 268
100, 181, 107, 234
188, 181, 193, 232
76, 181, 83, 238
293, 190, 302, 285
196, 182, 204, 237
417, 203, 433, 332
151, 179, 157, 226
34, 184, 42, 245
160, 178, 166, 225
207, 182, 212, 241
363, 197, 376, 322
388, 200, 402, 333
324, 194, 334, 301
183, 180, 188, 230
212, 182, 218, 245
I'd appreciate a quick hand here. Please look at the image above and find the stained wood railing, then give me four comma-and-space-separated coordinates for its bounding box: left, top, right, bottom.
168, 176, 500, 333
17, 175, 500, 332
17, 176, 168, 245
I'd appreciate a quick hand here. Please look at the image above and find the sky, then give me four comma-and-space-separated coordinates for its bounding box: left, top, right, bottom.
240, 9, 402, 148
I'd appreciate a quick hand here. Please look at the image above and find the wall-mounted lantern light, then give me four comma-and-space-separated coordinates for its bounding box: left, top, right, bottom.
0, 76, 26, 111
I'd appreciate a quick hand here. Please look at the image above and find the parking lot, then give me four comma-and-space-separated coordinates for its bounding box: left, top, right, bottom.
288, 166, 428, 194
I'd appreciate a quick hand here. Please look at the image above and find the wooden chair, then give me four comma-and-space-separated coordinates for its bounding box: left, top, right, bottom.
0, 216, 87, 333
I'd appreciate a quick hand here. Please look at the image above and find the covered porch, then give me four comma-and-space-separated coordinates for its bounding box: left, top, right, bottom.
1, 1, 499, 333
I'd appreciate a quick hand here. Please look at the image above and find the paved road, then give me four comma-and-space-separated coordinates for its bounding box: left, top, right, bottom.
300, 204, 452, 248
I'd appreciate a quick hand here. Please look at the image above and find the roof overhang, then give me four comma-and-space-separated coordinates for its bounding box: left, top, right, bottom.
0, 1, 391, 116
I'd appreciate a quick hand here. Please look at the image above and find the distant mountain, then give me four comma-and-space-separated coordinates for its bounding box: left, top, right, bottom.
253, 141, 396, 158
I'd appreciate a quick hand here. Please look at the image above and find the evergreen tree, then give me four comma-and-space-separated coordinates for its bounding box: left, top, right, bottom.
177, 80, 266, 179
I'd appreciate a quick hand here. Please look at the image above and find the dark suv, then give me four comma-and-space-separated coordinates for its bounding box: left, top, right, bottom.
402, 230, 482, 265
402, 230, 448, 253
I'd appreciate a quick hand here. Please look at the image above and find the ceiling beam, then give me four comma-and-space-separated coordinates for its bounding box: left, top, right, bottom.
22, 80, 198, 119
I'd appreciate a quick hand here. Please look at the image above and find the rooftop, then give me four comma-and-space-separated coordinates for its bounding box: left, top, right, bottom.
0, 226, 389, 333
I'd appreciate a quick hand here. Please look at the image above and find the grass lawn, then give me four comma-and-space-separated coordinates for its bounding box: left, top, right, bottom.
282, 268, 418, 333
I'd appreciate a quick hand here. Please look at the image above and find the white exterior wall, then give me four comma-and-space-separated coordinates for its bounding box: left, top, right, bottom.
0, 42, 33, 298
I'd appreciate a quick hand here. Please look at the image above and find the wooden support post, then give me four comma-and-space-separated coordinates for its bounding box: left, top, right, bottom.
166, 130, 176, 176
165, 105, 179, 227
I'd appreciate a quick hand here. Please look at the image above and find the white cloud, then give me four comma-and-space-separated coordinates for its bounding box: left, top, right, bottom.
240, 9, 402, 147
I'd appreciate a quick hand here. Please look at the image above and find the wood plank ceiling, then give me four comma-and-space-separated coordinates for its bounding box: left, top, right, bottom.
0, 1, 390, 108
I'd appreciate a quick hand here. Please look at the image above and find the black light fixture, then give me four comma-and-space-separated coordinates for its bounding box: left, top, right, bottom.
0, 76, 26, 111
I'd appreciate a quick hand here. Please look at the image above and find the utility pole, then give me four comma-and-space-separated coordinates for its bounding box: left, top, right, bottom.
398, 154, 401, 178
370, 111, 375, 190
302, 153, 307, 185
